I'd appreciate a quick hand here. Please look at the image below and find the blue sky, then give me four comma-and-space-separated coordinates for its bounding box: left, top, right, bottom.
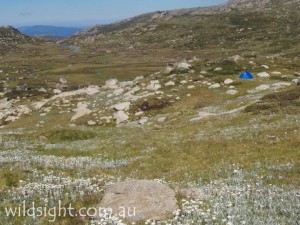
0, 0, 228, 28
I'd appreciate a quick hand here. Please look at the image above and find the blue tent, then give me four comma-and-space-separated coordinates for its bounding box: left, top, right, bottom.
239, 71, 254, 79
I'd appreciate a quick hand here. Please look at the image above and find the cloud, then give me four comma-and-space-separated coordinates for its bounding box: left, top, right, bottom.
19, 12, 32, 17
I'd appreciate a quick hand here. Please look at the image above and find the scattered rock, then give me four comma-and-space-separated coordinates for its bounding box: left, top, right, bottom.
134, 76, 144, 81
176, 60, 192, 71
113, 88, 124, 96
85, 86, 100, 95
229, 55, 242, 62
272, 71, 282, 75
224, 78, 234, 85
0, 98, 13, 110
226, 90, 238, 95
272, 82, 292, 89
187, 85, 195, 89
135, 111, 144, 116
113, 102, 131, 111
209, 83, 221, 89
146, 80, 161, 91
292, 79, 299, 85
105, 78, 119, 89
164, 66, 174, 75
165, 81, 175, 87
100, 180, 179, 222
248, 84, 270, 93
113, 111, 129, 125
261, 65, 269, 69
87, 120, 96, 126
138, 117, 149, 125
71, 103, 91, 121
257, 72, 270, 78
38, 87, 47, 92
53, 89, 62, 94
214, 67, 223, 71
59, 78, 67, 84
5, 116, 18, 122
157, 117, 167, 123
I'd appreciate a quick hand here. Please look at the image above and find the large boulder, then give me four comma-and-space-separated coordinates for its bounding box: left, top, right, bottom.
99, 180, 179, 222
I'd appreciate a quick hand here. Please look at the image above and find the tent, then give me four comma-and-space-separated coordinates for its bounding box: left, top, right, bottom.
239, 71, 254, 79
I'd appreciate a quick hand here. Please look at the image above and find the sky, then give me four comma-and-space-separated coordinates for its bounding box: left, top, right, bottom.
0, 0, 228, 28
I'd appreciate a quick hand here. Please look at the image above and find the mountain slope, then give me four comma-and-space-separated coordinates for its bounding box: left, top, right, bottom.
0, 26, 37, 54
70, 0, 300, 58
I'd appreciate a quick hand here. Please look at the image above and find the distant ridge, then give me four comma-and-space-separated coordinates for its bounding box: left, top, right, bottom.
18, 25, 85, 37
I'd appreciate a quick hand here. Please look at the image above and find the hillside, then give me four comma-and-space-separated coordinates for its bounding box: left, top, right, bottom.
71, 0, 300, 58
0, 26, 37, 54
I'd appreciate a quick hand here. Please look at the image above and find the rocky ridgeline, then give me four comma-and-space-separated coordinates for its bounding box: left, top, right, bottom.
0, 57, 299, 128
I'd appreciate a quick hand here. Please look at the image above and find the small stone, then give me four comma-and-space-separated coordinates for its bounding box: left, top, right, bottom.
261, 65, 269, 69
292, 79, 299, 85
272, 71, 282, 75
257, 72, 270, 78
157, 117, 167, 123
59, 78, 67, 84
113, 111, 129, 124
164, 66, 174, 75
113, 88, 124, 96
187, 85, 195, 89
147, 80, 161, 91
165, 81, 175, 87
226, 90, 238, 95
254, 84, 270, 91
138, 117, 149, 125
38, 87, 47, 92
105, 78, 119, 89
176, 61, 192, 71
113, 102, 131, 111
135, 111, 144, 116
209, 83, 221, 89
53, 89, 62, 94
224, 78, 234, 85
87, 120, 96, 126
214, 67, 223, 71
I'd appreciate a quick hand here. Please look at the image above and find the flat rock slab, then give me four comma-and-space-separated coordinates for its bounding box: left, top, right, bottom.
100, 180, 179, 222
